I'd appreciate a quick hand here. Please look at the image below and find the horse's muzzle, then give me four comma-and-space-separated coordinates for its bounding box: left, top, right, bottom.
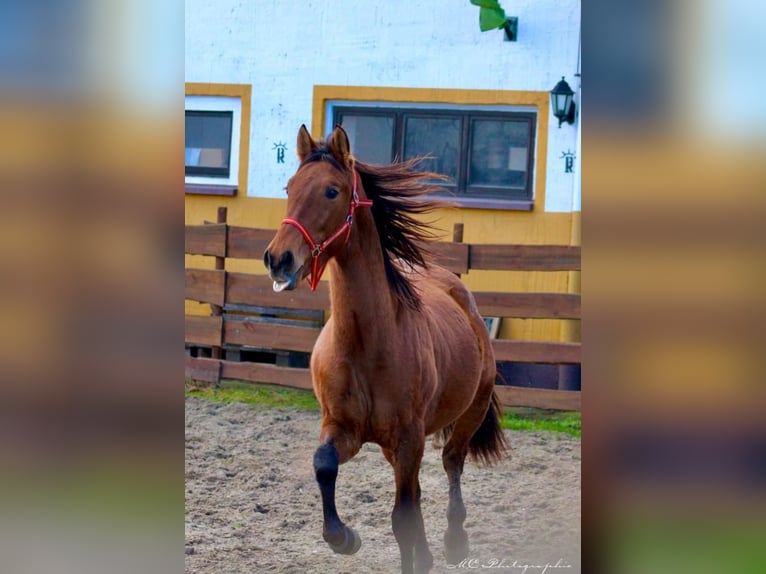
263, 248, 300, 292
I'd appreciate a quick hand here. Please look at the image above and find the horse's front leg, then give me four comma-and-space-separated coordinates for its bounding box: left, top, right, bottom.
313, 437, 362, 555
384, 431, 433, 574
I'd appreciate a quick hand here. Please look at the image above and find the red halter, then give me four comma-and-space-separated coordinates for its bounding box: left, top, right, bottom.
281, 171, 373, 291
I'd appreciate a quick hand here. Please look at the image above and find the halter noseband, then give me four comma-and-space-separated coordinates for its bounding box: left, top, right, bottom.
281, 171, 373, 291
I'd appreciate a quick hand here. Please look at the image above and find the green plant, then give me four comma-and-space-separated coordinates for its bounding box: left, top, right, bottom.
186, 380, 320, 410
470, 0, 508, 32
500, 407, 581, 438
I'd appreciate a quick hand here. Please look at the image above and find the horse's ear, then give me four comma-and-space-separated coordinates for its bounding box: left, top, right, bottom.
296, 124, 317, 162
327, 124, 351, 168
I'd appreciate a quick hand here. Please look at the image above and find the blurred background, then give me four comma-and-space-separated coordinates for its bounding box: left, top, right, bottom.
0, 0, 764, 572
0, 1, 183, 572
584, 1, 766, 573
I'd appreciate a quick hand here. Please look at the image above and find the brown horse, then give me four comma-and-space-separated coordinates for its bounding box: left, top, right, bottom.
264, 125, 507, 574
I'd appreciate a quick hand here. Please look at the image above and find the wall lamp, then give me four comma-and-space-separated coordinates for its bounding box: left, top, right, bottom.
550, 76, 576, 128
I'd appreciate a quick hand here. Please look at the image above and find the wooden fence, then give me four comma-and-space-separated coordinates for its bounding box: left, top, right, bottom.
185, 208, 581, 411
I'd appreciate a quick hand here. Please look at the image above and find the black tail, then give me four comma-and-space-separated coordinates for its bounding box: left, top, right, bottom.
467, 392, 508, 465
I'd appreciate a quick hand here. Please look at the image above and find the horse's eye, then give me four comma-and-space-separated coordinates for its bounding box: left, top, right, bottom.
325, 187, 339, 199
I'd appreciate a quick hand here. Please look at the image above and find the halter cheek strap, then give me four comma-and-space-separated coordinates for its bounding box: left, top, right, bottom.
281, 171, 373, 291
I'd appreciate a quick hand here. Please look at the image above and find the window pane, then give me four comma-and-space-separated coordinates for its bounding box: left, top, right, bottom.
338, 114, 393, 164
403, 116, 460, 182
469, 119, 530, 190
185, 111, 233, 176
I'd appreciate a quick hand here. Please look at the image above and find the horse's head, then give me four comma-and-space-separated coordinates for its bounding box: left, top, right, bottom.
264, 124, 371, 292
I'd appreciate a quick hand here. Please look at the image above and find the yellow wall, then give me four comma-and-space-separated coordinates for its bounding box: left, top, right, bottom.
186, 84, 580, 343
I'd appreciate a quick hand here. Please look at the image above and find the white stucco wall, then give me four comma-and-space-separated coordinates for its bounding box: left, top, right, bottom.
185, 0, 580, 211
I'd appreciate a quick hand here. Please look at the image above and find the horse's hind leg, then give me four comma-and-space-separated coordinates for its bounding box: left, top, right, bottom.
314, 438, 362, 555
441, 386, 494, 564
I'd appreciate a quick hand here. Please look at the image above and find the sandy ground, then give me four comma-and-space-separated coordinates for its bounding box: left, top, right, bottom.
185, 397, 580, 573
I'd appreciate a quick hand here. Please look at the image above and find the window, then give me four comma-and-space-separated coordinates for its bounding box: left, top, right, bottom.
185, 110, 233, 178
184, 88, 248, 196
333, 106, 536, 204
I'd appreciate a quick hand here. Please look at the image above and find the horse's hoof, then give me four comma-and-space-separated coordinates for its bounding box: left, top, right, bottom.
444, 528, 469, 564
415, 547, 434, 573
328, 526, 362, 555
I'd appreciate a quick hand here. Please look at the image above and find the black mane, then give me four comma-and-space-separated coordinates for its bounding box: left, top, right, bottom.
301, 148, 343, 171
354, 157, 452, 309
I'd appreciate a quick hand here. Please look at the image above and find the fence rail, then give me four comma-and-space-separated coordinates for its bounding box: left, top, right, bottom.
185, 210, 581, 411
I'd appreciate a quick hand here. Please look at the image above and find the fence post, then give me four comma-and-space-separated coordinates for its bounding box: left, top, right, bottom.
209, 206, 227, 385
452, 222, 464, 278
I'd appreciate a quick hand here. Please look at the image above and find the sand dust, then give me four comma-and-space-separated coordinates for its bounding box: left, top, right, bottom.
185, 397, 580, 573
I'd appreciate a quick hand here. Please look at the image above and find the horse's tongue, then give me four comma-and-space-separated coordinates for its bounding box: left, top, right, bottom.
273, 280, 290, 293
